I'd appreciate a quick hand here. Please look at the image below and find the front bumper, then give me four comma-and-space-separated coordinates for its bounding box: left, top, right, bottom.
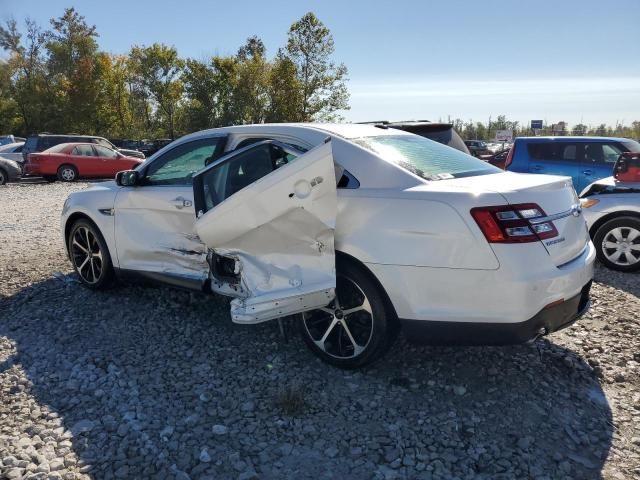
401, 280, 592, 345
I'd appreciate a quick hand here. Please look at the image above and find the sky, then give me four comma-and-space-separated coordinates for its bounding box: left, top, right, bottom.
1, 0, 639, 127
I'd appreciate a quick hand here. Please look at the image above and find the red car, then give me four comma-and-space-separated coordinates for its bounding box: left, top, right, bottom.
24, 143, 143, 182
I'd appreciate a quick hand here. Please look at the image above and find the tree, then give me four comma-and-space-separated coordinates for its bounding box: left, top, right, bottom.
283, 12, 349, 121
129, 43, 184, 138
266, 50, 302, 123
46, 7, 100, 132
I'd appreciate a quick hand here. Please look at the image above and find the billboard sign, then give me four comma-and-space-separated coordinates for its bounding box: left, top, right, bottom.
495, 129, 513, 142
531, 120, 543, 130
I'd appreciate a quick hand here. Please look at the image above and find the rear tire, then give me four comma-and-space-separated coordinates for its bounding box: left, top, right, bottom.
593, 216, 640, 272
299, 257, 397, 368
68, 219, 114, 289
58, 164, 78, 182
0, 167, 7, 185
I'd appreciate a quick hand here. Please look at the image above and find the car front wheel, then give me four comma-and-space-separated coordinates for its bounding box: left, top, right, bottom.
299, 258, 397, 368
593, 216, 640, 272
68, 219, 114, 288
0, 167, 7, 185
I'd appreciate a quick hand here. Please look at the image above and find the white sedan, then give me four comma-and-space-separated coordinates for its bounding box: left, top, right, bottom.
580, 176, 640, 272
62, 124, 594, 368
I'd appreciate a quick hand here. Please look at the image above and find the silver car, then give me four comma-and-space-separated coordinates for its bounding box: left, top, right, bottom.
0, 142, 23, 184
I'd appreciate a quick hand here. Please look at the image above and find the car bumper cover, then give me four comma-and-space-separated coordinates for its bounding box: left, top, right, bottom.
401, 280, 592, 345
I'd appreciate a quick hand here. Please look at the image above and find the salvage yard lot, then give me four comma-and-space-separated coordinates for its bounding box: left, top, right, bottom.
1, 182, 639, 480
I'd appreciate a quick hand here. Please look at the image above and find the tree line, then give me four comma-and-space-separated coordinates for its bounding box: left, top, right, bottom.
0, 8, 349, 139
452, 116, 640, 141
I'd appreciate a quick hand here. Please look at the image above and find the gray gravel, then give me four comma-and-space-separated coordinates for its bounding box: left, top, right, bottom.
1, 181, 639, 479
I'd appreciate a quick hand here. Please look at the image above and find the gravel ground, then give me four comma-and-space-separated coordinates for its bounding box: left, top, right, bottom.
0, 181, 639, 480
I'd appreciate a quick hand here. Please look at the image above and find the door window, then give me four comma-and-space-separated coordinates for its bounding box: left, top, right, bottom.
72, 145, 95, 156
94, 145, 119, 158
144, 137, 223, 186
527, 143, 581, 162
196, 142, 297, 212
602, 143, 623, 163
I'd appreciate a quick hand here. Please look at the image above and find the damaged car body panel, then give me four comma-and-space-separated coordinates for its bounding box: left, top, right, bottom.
193, 140, 337, 324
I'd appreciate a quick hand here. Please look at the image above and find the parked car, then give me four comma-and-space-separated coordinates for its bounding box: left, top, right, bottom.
505, 136, 640, 193
580, 152, 640, 272
363, 121, 470, 155
464, 140, 490, 157
23, 134, 146, 161
0, 134, 25, 145
0, 156, 22, 184
61, 123, 594, 368
25, 143, 143, 182
0, 141, 25, 163
481, 149, 510, 167
138, 138, 173, 158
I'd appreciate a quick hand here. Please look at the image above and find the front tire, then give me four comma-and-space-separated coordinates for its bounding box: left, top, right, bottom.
299, 258, 397, 368
0, 167, 7, 185
68, 219, 114, 288
58, 164, 78, 182
593, 216, 640, 272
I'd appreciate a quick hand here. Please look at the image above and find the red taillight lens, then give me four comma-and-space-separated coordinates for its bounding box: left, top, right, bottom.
471, 203, 558, 244
504, 145, 515, 170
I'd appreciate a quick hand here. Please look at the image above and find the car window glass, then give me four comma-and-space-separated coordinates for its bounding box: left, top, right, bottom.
199, 143, 295, 211
72, 145, 95, 156
584, 143, 604, 163
94, 145, 118, 158
602, 143, 623, 163
13, 144, 23, 153
145, 138, 221, 186
25, 137, 38, 152
562, 144, 577, 161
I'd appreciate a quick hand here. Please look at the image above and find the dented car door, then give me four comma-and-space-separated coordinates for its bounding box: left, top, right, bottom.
192, 140, 337, 324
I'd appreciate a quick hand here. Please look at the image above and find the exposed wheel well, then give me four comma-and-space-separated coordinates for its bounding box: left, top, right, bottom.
589, 211, 640, 238
336, 250, 400, 325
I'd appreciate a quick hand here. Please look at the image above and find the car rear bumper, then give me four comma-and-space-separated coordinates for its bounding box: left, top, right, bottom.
400, 280, 591, 345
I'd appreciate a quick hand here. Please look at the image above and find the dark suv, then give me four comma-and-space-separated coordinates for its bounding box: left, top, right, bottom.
23, 134, 146, 162
361, 121, 470, 155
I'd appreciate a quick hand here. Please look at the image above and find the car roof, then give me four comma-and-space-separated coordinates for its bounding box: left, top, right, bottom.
516, 136, 632, 142
195, 123, 414, 140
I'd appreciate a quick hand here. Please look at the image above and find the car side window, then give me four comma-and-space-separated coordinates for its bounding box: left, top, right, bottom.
198, 143, 295, 211
528, 143, 581, 162
144, 138, 222, 186
602, 143, 623, 163
72, 145, 95, 156
94, 145, 119, 158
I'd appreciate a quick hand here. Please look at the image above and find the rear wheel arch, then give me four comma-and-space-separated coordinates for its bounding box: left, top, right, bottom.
589, 211, 640, 238
336, 250, 399, 324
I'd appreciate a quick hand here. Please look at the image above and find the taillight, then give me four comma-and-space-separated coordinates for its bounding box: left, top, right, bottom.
503, 145, 515, 170
471, 203, 558, 244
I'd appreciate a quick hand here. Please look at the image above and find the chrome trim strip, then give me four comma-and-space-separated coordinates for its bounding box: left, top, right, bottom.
528, 204, 581, 225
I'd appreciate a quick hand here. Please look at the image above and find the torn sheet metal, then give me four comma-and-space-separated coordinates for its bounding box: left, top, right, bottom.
194, 141, 337, 324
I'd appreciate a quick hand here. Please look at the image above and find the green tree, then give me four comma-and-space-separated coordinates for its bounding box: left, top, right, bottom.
266, 49, 302, 123
46, 7, 100, 132
284, 12, 349, 121
129, 43, 184, 138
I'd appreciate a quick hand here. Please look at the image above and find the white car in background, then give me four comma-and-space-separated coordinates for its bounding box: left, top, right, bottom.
580, 177, 640, 272
61, 124, 594, 368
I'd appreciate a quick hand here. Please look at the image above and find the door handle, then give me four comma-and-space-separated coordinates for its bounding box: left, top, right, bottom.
171, 197, 193, 209
582, 170, 593, 175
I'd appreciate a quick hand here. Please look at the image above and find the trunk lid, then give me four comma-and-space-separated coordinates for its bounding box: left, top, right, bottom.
425, 172, 589, 266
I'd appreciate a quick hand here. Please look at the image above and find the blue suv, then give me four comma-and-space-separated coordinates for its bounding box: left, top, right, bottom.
505, 136, 640, 192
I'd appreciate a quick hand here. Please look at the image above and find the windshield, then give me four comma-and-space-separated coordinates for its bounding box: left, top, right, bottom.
354, 134, 500, 180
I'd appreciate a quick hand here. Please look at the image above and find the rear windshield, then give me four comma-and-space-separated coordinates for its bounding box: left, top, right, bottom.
353, 134, 500, 180
417, 128, 469, 154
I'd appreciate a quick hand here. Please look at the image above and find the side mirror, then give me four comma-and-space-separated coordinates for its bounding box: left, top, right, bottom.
116, 170, 139, 186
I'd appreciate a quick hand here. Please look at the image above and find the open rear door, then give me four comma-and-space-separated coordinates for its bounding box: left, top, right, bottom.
192, 140, 337, 324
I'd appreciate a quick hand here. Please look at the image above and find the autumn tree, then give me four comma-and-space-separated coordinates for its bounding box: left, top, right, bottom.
129, 43, 184, 138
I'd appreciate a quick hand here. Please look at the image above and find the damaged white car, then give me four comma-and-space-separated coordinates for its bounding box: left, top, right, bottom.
62, 124, 595, 368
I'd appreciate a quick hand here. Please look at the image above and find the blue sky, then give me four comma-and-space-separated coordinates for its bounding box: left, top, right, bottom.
2, 0, 639, 127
